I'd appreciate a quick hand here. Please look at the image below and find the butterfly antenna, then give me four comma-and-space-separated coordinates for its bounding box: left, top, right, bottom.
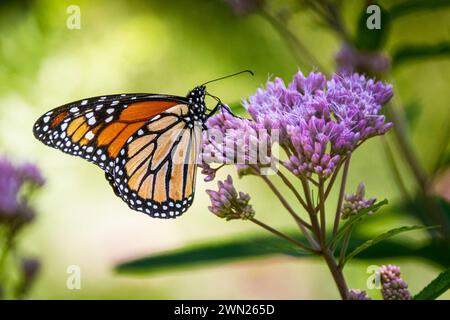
201, 70, 254, 87
206, 92, 222, 105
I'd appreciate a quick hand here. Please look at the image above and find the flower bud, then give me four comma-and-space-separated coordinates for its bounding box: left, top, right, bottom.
377, 265, 411, 300
206, 175, 255, 221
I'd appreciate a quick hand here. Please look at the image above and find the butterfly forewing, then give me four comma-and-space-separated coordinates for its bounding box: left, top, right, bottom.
33, 94, 184, 173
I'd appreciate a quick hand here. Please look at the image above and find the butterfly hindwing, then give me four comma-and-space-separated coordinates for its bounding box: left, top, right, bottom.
109, 104, 203, 218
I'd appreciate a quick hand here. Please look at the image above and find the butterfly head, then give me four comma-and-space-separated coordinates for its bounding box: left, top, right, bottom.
188, 85, 206, 100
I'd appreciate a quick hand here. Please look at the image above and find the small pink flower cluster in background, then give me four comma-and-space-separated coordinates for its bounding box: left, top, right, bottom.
335, 44, 391, 76
348, 264, 412, 300
223, 0, 263, 15
347, 289, 371, 300
378, 264, 412, 300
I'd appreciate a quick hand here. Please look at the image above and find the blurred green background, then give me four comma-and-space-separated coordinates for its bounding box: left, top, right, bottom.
1, 0, 449, 299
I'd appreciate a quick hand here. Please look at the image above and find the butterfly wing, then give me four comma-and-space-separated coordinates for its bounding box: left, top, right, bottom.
34, 93, 202, 218
33, 93, 186, 173
108, 105, 202, 218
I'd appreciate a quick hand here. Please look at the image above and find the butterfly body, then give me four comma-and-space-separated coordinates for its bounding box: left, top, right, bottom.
33, 86, 209, 219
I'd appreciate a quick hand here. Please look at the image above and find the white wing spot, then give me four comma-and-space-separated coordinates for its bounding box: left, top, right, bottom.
85, 131, 95, 140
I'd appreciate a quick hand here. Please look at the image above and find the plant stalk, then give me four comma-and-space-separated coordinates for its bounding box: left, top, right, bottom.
322, 248, 349, 300
250, 218, 317, 253
332, 156, 351, 237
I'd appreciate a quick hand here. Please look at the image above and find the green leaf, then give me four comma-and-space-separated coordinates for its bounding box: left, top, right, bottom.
329, 199, 388, 247
354, 5, 390, 51
115, 234, 309, 274
342, 225, 433, 266
115, 228, 450, 276
390, 0, 450, 20
414, 268, 450, 300
392, 43, 450, 67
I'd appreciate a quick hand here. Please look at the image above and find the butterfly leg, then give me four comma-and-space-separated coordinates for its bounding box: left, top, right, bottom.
206, 102, 222, 118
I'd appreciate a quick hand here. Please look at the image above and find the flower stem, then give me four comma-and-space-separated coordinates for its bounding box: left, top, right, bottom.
332, 156, 351, 237
318, 178, 327, 244
276, 170, 309, 213
249, 217, 318, 253
259, 174, 319, 248
314, 159, 344, 213
0, 226, 17, 281
432, 110, 450, 175
322, 248, 349, 300
259, 174, 312, 230
259, 9, 326, 71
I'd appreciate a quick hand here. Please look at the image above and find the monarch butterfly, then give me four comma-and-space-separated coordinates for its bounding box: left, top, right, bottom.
33, 71, 253, 219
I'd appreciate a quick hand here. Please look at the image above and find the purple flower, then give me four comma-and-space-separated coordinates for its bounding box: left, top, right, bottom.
199, 162, 217, 182
0, 157, 43, 224
206, 175, 255, 220
326, 73, 393, 142
202, 108, 273, 170
0, 158, 22, 214
348, 289, 371, 300
16, 257, 41, 297
18, 162, 45, 186
335, 44, 391, 76
203, 70, 392, 180
22, 257, 41, 282
283, 117, 342, 178
377, 265, 412, 300
223, 0, 263, 15
341, 183, 376, 219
